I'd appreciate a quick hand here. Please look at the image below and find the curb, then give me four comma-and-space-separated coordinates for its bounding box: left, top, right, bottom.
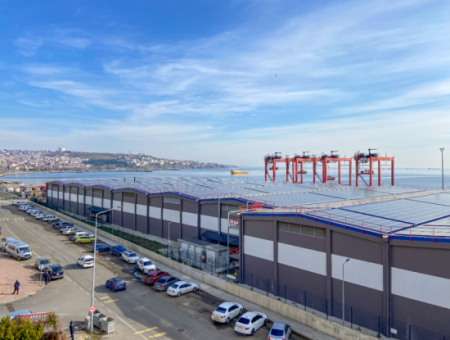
0, 282, 45, 306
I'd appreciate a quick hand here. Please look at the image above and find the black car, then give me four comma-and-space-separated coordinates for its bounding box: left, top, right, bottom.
47, 264, 64, 280
154, 276, 180, 291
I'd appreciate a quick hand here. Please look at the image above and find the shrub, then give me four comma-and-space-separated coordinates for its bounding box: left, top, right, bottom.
0, 316, 44, 340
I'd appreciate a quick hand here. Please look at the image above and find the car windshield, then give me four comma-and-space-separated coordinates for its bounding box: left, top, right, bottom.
215, 307, 227, 313
238, 318, 250, 325
84, 258, 93, 262
143, 261, 152, 266
170, 283, 181, 288
40, 259, 50, 264
115, 279, 125, 285
116, 246, 125, 250
128, 252, 137, 257
156, 278, 167, 284
53, 266, 63, 273
19, 247, 30, 253
270, 329, 284, 336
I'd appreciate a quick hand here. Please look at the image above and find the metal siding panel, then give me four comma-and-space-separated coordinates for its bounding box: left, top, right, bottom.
86, 196, 92, 205
163, 209, 180, 223
136, 215, 147, 233
93, 197, 102, 207
392, 267, 450, 309
149, 206, 161, 219
200, 215, 218, 232
278, 243, 326, 276
103, 199, 111, 209
182, 212, 198, 227
123, 202, 134, 214
113, 200, 121, 210
244, 236, 274, 261
59, 192, 63, 199
123, 212, 134, 230
78, 195, 84, 204
64, 192, 70, 200
332, 254, 383, 291
136, 204, 147, 217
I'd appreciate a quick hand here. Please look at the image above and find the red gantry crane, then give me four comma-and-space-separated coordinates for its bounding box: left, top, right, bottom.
354, 149, 394, 187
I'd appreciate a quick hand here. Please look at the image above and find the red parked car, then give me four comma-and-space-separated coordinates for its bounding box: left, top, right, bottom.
144, 271, 169, 285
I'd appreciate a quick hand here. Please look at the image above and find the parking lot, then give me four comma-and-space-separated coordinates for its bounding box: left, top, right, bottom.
0, 202, 308, 340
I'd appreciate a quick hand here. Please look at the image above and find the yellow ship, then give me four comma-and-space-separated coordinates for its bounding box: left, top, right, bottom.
231, 170, 249, 175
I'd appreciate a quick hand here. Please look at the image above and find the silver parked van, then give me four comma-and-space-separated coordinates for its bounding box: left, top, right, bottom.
2, 237, 16, 249
6, 242, 32, 260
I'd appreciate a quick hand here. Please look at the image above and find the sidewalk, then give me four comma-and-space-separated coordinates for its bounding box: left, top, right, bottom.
37, 206, 337, 340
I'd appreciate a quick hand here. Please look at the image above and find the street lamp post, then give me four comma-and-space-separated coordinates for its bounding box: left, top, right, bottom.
342, 258, 350, 325
440, 148, 445, 190
90, 205, 122, 334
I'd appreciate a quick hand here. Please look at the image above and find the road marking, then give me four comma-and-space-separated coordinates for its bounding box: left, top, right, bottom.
104, 299, 118, 304
99, 296, 110, 299
148, 332, 166, 338
116, 316, 148, 340
65, 276, 72, 282
135, 327, 157, 334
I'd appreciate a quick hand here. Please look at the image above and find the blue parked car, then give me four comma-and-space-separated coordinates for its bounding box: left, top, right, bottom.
92, 244, 110, 253
110, 245, 127, 256
106, 277, 126, 292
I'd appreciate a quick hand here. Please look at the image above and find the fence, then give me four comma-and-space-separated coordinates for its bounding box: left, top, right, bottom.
40, 202, 449, 340
243, 273, 450, 340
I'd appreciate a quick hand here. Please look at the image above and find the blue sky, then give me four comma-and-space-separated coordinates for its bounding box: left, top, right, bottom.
1, 0, 450, 166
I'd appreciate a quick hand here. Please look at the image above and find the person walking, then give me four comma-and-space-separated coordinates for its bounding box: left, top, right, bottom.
69, 320, 74, 340
44, 271, 50, 285
12, 280, 20, 295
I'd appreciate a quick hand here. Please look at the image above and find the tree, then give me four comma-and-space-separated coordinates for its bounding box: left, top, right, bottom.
0, 316, 44, 340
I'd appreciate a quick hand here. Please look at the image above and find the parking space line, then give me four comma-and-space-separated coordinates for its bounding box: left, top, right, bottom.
99, 296, 110, 300
65, 276, 72, 282
104, 299, 118, 303
135, 327, 157, 334
148, 332, 166, 338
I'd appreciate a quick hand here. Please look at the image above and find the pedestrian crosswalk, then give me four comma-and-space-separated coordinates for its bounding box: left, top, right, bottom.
0, 217, 25, 221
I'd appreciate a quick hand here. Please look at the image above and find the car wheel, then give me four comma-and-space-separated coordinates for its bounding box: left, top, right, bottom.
251, 329, 255, 336
240, 308, 243, 314
193, 287, 198, 292
91, 240, 95, 243
112, 288, 115, 292
264, 319, 267, 326
177, 292, 181, 297
226, 317, 230, 324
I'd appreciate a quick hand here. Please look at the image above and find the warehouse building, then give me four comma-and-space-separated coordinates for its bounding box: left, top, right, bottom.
46, 177, 450, 339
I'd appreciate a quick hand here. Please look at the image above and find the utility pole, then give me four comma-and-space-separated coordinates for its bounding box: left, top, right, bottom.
90, 206, 122, 334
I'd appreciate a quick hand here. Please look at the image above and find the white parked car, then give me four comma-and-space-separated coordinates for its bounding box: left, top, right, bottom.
62, 227, 75, 235
234, 312, 267, 336
211, 302, 243, 324
77, 255, 94, 268
137, 258, 156, 273
166, 281, 198, 297
36, 213, 46, 219
45, 216, 59, 222
121, 251, 139, 264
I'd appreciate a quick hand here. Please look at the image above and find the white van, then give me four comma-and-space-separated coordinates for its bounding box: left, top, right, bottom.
6, 242, 32, 260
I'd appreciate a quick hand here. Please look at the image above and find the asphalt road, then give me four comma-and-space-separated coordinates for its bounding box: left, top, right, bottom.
0, 202, 306, 340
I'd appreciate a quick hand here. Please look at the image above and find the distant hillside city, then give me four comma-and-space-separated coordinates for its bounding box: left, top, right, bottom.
0, 148, 233, 172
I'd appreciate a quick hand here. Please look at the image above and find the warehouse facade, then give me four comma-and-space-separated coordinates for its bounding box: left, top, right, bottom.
46, 178, 450, 339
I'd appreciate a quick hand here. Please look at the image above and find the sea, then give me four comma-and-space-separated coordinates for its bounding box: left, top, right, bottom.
1, 166, 450, 190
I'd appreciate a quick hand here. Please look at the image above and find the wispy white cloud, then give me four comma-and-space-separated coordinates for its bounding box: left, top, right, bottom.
14, 37, 43, 56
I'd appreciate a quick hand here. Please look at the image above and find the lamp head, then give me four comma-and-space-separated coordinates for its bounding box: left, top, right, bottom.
440, 148, 445, 152
345, 259, 350, 263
